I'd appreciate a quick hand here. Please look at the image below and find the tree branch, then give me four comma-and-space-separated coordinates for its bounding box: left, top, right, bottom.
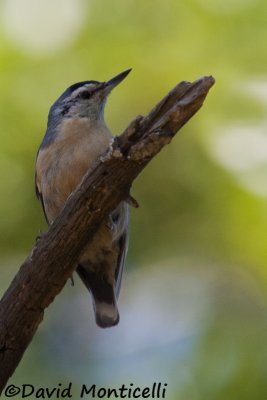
0, 76, 215, 391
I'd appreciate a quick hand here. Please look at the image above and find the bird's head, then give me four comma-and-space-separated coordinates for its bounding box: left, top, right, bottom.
48, 69, 131, 127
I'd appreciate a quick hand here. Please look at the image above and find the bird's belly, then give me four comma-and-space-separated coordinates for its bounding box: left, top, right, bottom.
54, 157, 88, 216
45, 156, 89, 221
37, 137, 109, 222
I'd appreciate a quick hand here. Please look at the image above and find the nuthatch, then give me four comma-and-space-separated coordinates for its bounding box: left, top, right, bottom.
35, 69, 131, 328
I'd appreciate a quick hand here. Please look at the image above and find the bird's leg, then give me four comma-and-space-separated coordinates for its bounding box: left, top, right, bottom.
106, 214, 117, 231
35, 229, 45, 243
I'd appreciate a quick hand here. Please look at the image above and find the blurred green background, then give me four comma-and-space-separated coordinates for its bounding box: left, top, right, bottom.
0, 0, 267, 398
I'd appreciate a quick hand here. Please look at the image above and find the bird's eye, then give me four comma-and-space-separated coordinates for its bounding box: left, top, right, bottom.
78, 91, 91, 99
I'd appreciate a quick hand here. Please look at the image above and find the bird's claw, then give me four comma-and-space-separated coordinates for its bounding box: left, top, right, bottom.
36, 230, 45, 243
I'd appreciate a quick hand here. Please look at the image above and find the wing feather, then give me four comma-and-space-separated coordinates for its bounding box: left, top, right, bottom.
115, 204, 129, 297
35, 159, 49, 224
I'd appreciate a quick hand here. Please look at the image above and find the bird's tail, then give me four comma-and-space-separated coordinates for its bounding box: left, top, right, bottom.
76, 265, 119, 328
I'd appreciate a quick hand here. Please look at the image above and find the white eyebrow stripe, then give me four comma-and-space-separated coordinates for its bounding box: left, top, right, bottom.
70, 83, 98, 99
84, 82, 99, 88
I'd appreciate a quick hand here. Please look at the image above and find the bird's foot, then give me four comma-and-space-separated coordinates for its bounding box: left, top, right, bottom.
35, 230, 45, 243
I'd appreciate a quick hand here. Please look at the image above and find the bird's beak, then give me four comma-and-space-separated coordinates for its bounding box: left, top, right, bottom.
105, 69, 132, 91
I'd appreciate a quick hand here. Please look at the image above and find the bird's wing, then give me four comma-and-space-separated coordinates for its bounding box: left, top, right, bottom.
35, 156, 49, 224
115, 204, 129, 298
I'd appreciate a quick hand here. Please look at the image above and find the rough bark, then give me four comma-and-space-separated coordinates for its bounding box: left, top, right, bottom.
0, 76, 215, 391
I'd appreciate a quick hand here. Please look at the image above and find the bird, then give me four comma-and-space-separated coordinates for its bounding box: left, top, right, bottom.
35, 69, 131, 328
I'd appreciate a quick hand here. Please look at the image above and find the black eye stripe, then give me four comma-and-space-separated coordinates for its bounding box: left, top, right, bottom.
78, 91, 91, 99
